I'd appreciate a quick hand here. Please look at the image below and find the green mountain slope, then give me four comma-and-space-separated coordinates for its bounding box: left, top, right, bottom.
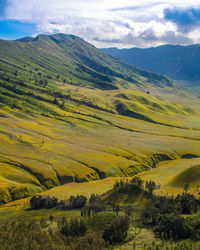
0, 33, 174, 91
0, 34, 200, 205
102, 45, 200, 82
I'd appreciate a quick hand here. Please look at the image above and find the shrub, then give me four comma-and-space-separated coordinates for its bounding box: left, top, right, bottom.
59, 218, 87, 238
103, 215, 129, 244
156, 214, 191, 239
30, 195, 58, 209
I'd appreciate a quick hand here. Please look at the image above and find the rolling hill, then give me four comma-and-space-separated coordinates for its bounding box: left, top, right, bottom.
137, 157, 200, 195
1, 33, 200, 205
102, 45, 200, 85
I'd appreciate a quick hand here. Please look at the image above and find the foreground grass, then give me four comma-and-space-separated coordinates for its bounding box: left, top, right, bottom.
1, 184, 200, 250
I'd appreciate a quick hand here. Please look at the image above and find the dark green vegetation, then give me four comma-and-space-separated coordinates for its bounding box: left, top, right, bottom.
1, 179, 200, 249
104, 179, 200, 246
141, 193, 200, 239
102, 45, 200, 84
0, 216, 106, 250
30, 195, 58, 209
30, 194, 87, 210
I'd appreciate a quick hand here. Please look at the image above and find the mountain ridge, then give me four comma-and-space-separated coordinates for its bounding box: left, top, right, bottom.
102, 44, 200, 82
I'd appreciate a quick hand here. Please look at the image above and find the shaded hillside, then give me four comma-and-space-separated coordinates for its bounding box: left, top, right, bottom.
102, 45, 200, 82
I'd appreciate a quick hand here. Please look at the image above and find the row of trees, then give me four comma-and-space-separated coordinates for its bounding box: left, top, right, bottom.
30, 195, 58, 209
81, 194, 106, 218
113, 177, 158, 195
30, 195, 87, 210
57, 195, 87, 210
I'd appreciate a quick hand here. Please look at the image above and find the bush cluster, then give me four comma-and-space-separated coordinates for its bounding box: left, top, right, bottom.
58, 217, 87, 238
141, 192, 200, 239
30, 195, 58, 209
103, 215, 130, 244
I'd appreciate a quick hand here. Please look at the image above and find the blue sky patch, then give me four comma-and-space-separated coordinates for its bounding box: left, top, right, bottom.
0, 20, 36, 40
0, 0, 7, 18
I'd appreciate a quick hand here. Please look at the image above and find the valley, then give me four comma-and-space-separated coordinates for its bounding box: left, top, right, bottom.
1, 84, 200, 204
102, 45, 200, 94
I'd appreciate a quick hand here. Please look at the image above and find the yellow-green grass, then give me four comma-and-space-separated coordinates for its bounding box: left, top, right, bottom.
1, 84, 200, 204
40, 177, 121, 199
114, 227, 200, 250
114, 227, 156, 250
171, 164, 200, 187
0, 177, 119, 222
137, 158, 200, 195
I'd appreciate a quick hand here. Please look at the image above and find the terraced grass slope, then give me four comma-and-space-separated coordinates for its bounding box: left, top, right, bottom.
0, 33, 200, 205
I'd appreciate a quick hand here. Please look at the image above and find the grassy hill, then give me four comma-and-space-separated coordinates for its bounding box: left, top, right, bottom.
1, 34, 200, 205
137, 157, 200, 195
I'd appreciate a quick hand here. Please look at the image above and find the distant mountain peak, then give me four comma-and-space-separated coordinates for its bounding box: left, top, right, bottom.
102, 44, 200, 81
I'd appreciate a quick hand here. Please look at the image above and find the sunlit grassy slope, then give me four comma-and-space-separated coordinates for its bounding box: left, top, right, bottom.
137, 158, 200, 195
1, 85, 200, 204
0, 33, 200, 205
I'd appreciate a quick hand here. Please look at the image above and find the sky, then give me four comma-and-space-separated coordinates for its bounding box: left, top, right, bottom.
1, 0, 200, 48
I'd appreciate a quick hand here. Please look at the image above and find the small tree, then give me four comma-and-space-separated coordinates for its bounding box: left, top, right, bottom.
60, 100, 65, 110
49, 215, 54, 224
53, 97, 60, 106
145, 180, 156, 195
60, 219, 69, 237
115, 204, 120, 216
125, 205, 134, 217
184, 183, 190, 193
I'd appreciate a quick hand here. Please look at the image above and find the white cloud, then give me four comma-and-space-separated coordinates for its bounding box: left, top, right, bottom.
4, 0, 200, 47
